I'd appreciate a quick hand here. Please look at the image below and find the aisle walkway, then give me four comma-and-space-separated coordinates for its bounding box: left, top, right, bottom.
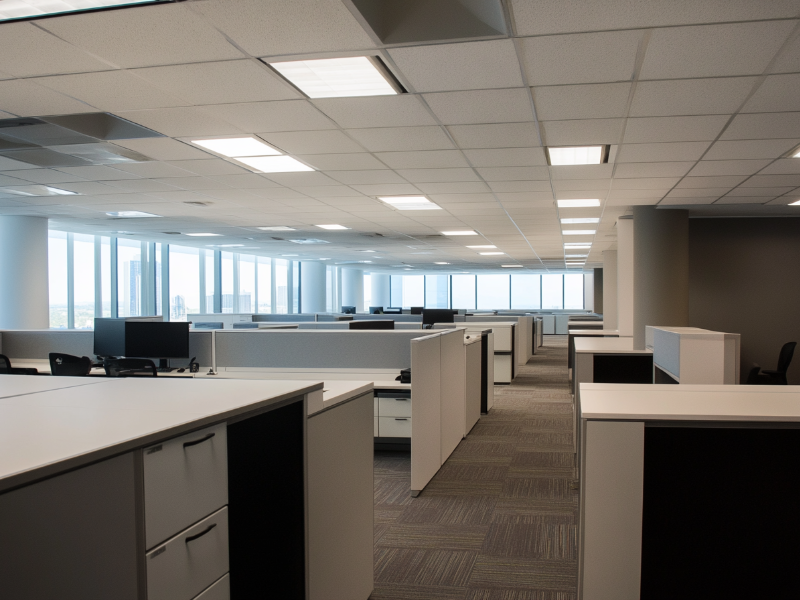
371, 335, 578, 600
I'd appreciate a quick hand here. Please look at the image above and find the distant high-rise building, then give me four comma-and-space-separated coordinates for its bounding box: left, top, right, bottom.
171, 295, 186, 320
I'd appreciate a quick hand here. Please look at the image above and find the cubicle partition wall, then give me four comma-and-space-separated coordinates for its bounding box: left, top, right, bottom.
646, 326, 741, 384
460, 321, 517, 383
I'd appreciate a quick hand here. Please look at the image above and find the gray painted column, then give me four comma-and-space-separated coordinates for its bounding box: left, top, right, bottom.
617, 216, 634, 337
603, 250, 618, 330
632, 206, 689, 349
300, 261, 326, 313
593, 268, 604, 315
341, 268, 364, 312
0, 216, 50, 329
370, 273, 390, 308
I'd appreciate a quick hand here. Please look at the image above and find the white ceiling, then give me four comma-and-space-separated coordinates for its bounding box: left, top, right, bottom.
0, 0, 799, 273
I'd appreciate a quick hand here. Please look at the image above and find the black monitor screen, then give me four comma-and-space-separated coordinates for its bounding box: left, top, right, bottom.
369, 306, 384, 314
94, 318, 126, 357
349, 320, 394, 330
410, 306, 423, 315
422, 309, 455, 326
341, 306, 356, 314
125, 322, 190, 359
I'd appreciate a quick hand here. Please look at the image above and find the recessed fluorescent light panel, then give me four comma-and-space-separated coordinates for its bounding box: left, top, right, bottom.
208, 244, 244, 248
192, 137, 280, 158
289, 239, 329, 244
236, 156, 313, 173
0, 0, 162, 22
316, 224, 349, 230
106, 211, 161, 218
442, 230, 478, 236
563, 230, 596, 235
185, 233, 221, 237
561, 218, 600, 224
466, 245, 496, 249
564, 243, 591, 248
502, 265, 523, 268
790, 199, 800, 205
546, 146, 608, 166
379, 196, 441, 211
434, 262, 450, 265
480, 252, 504, 256
2, 185, 77, 197
557, 199, 601, 208
257, 226, 295, 231
268, 56, 401, 98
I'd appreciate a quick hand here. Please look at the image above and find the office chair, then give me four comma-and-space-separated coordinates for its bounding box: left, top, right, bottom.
104, 358, 158, 377
761, 342, 797, 385
49, 353, 93, 377
745, 363, 769, 385
0, 354, 39, 375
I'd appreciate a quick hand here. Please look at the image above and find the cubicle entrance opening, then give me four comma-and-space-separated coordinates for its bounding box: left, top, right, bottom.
641, 425, 800, 599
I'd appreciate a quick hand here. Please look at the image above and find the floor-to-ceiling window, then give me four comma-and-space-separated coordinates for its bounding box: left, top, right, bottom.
117, 238, 142, 317
477, 274, 510, 310
169, 246, 200, 321
541, 274, 563, 310
401, 275, 424, 308
73, 233, 95, 328
451, 274, 476, 310
425, 275, 449, 308
275, 259, 289, 314
257, 257, 272, 313
48, 231, 68, 328
564, 273, 585, 310
239, 254, 255, 313
511, 274, 541, 310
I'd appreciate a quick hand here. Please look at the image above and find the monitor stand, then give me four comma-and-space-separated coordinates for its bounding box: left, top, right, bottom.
157, 359, 172, 372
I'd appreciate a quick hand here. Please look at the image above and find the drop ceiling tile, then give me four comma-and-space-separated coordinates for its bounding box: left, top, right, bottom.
614, 162, 695, 178
1, 169, 86, 184
658, 197, 717, 206
47, 181, 122, 195
134, 60, 300, 106
416, 182, 491, 194
204, 174, 281, 189
264, 130, 364, 154
349, 184, 423, 196
496, 192, 554, 203
623, 115, 728, 143
722, 112, 800, 140
264, 172, 336, 187
447, 123, 541, 149
688, 159, 771, 176
553, 178, 609, 191
664, 188, 728, 198
164, 159, 249, 177
640, 22, 795, 80
742, 74, 800, 113
758, 159, 800, 175
116, 107, 242, 137
477, 166, 550, 181
39, 4, 244, 68
630, 78, 757, 117
676, 176, 749, 188
54, 166, 135, 181
113, 138, 211, 161
103, 179, 181, 193
345, 127, 454, 152
388, 39, 523, 92
112, 162, 195, 178
395, 168, 480, 183
203, 100, 335, 132
704, 139, 800, 161
616, 141, 711, 163
313, 96, 436, 129
327, 170, 405, 185
462, 148, 547, 167
293, 154, 384, 171
534, 83, 631, 121
726, 186, 794, 197
193, 0, 375, 56
741, 174, 800, 187
611, 177, 681, 190
0, 22, 113, 77
151, 177, 225, 190
423, 89, 532, 125
714, 196, 773, 205
375, 150, 469, 169
292, 186, 360, 198
549, 164, 614, 179
555, 190, 608, 199
247, 187, 312, 200
487, 181, 552, 192
0, 80, 96, 116
541, 119, 623, 145
605, 197, 660, 206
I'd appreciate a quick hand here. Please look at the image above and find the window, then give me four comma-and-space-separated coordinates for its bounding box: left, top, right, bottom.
425, 275, 449, 308
275, 259, 289, 314
364, 273, 372, 308
258, 257, 272, 313
477, 274, 509, 310
511, 274, 541, 310
401, 275, 424, 308
169, 246, 200, 321
451, 275, 476, 310
542, 274, 563, 310
390, 275, 403, 307
73, 233, 95, 329
48, 231, 68, 328
117, 238, 142, 317
326, 266, 337, 313
564, 273, 585, 309
99, 236, 111, 318
202, 249, 215, 312
221, 251, 234, 313
154, 243, 163, 316
239, 254, 255, 313
292, 262, 300, 313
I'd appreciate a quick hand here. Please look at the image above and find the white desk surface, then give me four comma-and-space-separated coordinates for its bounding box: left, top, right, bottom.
314, 381, 373, 416
569, 321, 604, 327
580, 383, 800, 421
574, 337, 649, 354
0, 377, 321, 493
0, 373, 110, 399
569, 329, 620, 336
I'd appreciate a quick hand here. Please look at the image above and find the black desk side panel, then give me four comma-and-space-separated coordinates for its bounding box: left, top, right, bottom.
593, 354, 653, 384
228, 399, 306, 599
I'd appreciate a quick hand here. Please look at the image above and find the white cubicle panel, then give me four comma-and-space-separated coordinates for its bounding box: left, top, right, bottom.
189, 313, 254, 328
646, 326, 741, 384
464, 337, 482, 435
440, 330, 466, 463
410, 333, 441, 496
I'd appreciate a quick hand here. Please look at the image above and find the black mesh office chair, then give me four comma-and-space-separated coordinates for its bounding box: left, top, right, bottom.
745, 363, 769, 385
104, 358, 158, 377
49, 353, 93, 377
761, 342, 797, 385
0, 354, 39, 375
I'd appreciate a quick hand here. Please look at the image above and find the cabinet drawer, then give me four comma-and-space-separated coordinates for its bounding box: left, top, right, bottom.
379, 416, 411, 438
144, 423, 228, 548
194, 574, 230, 600
374, 416, 379, 437
379, 396, 412, 418
147, 507, 229, 600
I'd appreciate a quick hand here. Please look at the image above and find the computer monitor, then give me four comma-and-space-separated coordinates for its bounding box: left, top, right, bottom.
422, 309, 455, 328
349, 320, 394, 330
93, 318, 127, 357
341, 306, 356, 314
410, 306, 423, 315
125, 322, 190, 360
369, 306, 384, 314
384, 307, 402, 314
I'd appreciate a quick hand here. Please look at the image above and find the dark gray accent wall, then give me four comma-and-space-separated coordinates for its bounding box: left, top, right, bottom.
593, 268, 603, 315
689, 217, 800, 384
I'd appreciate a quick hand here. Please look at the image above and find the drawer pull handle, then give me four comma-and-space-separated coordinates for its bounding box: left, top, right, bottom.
394, 399, 408, 402
185, 523, 217, 544
394, 418, 408, 421
183, 432, 215, 448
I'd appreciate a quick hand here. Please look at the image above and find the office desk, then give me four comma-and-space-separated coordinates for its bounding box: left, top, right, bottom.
568, 320, 604, 331
567, 329, 620, 369
0, 377, 320, 600
578, 384, 800, 600
9, 358, 198, 377
0, 372, 111, 398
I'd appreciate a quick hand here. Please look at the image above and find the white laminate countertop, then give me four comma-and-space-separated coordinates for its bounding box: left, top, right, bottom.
568, 321, 604, 327
580, 383, 800, 421
0, 373, 109, 398
568, 329, 620, 336
574, 336, 649, 354
0, 377, 321, 493
309, 381, 374, 416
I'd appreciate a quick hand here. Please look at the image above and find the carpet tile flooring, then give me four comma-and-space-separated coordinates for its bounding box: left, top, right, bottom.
371, 336, 578, 600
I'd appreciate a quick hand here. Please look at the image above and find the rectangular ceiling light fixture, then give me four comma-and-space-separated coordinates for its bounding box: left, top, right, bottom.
564, 242, 591, 248
185, 233, 222, 237
789, 199, 800, 205
434, 262, 450, 265
562, 230, 596, 235
257, 226, 295, 231
546, 146, 608, 166
0, 0, 163, 23
268, 56, 401, 98
2, 185, 76, 196
442, 230, 478, 236
106, 211, 161, 218
561, 218, 600, 224
378, 196, 441, 211
557, 199, 601, 208
193, 137, 280, 158
501, 265, 523, 268
316, 224, 349, 230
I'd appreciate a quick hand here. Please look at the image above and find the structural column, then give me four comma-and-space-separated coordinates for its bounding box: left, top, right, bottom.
602, 250, 618, 330
632, 206, 689, 349
370, 274, 390, 308
593, 268, 604, 315
300, 261, 326, 313
0, 216, 50, 329
617, 216, 634, 337
341, 268, 364, 312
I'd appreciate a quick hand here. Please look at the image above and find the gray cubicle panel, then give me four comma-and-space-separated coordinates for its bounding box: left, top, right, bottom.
351, 314, 422, 323
252, 313, 317, 322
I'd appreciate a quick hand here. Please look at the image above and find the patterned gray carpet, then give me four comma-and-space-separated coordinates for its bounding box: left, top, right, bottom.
371, 335, 577, 600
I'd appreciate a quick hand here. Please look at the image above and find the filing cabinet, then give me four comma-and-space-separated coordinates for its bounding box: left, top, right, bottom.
374, 390, 412, 438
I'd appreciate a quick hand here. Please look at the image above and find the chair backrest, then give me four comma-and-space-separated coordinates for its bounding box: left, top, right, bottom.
745, 363, 763, 385
0, 354, 11, 372
49, 353, 93, 377
777, 342, 797, 373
